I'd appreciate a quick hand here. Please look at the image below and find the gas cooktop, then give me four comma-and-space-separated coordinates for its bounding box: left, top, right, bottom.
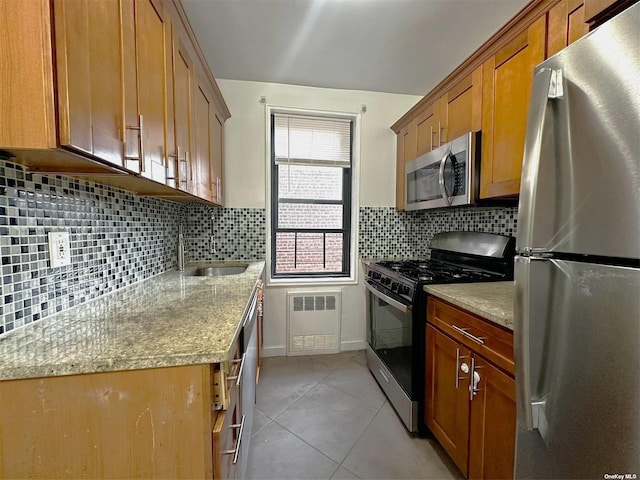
373, 259, 502, 283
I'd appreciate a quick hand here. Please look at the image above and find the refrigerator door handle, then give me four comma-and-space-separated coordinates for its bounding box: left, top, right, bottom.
516, 68, 562, 254
515, 256, 534, 430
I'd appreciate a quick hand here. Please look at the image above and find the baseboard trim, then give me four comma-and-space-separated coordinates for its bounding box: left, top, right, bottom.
263, 346, 286, 357
341, 340, 366, 351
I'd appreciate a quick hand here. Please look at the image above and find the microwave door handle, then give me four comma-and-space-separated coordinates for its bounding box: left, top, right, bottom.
438, 149, 452, 205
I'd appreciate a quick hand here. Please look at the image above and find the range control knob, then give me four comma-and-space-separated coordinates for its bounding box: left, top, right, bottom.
381, 276, 391, 285
397, 285, 408, 296
371, 271, 381, 280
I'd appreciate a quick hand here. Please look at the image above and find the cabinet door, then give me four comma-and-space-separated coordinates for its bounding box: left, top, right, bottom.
415, 103, 439, 155
193, 77, 215, 202
54, 0, 127, 168
584, 0, 621, 22
548, 0, 589, 57
425, 324, 471, 476
468, 355, 516, 480
134, 0, 168, 183
210, 107, 224, 205
395, 122, 416, 211
439, 66, 483, 144
480, 17, 546, 199
171, 37, 195, 193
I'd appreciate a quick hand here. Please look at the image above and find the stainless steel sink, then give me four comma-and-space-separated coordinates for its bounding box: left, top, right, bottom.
183, 263, 248, 277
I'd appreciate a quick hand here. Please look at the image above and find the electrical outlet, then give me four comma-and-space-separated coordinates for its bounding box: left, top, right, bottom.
48, 232, 71, 268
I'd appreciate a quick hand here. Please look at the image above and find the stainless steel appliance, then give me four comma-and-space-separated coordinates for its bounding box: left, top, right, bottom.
365, 231, 515, 432
405, 132, 480, 211
514, 4, 640, 478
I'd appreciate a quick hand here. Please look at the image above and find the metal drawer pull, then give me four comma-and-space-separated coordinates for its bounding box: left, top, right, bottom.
222, 414, 246, 464
226, 353, 246, 387
378, 368, 390, 383
451, 324, 485, 345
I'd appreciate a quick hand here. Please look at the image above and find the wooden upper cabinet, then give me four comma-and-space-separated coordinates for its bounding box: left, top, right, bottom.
426, 324, 471, 476
193, 75, 224, 205
53, 0, 129, 168
480, 17, 546, 199
439, 66, 483, 143
584, 0, 627, 22
211, 108, 225, 205
134, 0, 169, 184
468, 355, 516, 480
395, 122, 417, 211
170, 36, 195, 193
415, 102, 439, 156
548, 0, 589, 57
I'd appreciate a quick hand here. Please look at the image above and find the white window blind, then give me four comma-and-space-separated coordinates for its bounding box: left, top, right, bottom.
274, 114, 352, 167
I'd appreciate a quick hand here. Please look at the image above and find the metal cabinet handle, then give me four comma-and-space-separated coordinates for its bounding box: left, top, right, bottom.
222, 414, 246, 464
469, 357, 482, 401
429, 125, 434, 150
455, 348, 468, 389
124, 115, 145, 172
451, 324, 485, 345
438, 121, 442, 146
166, 146, 181, 181
226, 353, 246, 387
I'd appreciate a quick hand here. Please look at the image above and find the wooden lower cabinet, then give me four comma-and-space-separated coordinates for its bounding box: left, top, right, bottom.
425, 298, 516, 480
0, 362, 241, 479
468, 355, 517, 480
426, 324, 471, 476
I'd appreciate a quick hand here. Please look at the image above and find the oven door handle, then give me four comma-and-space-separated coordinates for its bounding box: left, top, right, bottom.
365, 280, 412, 313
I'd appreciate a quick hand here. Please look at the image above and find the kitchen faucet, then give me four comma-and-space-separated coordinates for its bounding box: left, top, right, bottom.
177, 223, 185, 271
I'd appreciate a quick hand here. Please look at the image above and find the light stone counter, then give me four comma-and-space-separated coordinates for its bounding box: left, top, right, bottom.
424, 281, 514, 330
0, 261, 265, 381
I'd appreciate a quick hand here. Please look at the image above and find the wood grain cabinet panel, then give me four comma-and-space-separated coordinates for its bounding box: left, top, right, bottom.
480, 17, 546, 199
135, 0, 169, 184
170, 36, 196, 193
54, 0, 130, 168
415, 103, 440, 156
426, 324, 471, 476
548, 0, 589, 57
395, 122, 417, 211
0, 365, 215, 479
468, 356, 517, 480
426, 297, 516, 480
439, 66, 483, 144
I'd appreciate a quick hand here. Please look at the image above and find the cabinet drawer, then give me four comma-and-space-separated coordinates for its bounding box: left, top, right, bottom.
212, 388, 241, 480
212, 337, 242, 411
427, 297, 514, 376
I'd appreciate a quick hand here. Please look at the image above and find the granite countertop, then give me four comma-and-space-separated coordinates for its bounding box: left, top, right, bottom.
0, 261, 265, 381
423, 281, 514, 330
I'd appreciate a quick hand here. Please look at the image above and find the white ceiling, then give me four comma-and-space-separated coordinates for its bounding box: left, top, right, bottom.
182, 0, 530, 96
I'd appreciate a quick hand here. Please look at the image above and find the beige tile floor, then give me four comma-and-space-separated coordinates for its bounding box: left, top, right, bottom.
248, 351, 463, 480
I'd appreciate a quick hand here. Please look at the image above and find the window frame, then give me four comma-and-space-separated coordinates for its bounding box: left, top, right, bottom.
266, 107, 359, 285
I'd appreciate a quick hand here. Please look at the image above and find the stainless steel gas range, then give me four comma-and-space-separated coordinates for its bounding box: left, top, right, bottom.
365, 231, 515, 433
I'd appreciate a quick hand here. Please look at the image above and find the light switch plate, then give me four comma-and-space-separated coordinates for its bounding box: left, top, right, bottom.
48, 232, 71, 268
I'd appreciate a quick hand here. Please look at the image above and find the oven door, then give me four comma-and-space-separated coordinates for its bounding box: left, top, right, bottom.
365, 280, 418, 431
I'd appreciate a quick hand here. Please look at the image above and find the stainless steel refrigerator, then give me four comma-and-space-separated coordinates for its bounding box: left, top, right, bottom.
514, 3, 640, 479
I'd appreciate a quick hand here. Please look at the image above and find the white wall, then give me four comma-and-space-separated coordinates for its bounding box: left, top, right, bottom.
218, 79, 421, 355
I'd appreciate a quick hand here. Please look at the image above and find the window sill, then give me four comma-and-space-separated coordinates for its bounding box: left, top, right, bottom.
266, 275, 357, 288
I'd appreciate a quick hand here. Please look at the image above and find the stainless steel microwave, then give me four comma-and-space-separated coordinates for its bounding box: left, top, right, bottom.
405, 132, 480, 211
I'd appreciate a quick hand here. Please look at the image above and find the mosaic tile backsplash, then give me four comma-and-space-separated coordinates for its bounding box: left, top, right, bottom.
0, 161, 181, 335
358, 206, 518, 259
182, 205, 266, 262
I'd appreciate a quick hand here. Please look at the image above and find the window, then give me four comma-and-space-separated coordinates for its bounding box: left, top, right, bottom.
270, 112, 353, 278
